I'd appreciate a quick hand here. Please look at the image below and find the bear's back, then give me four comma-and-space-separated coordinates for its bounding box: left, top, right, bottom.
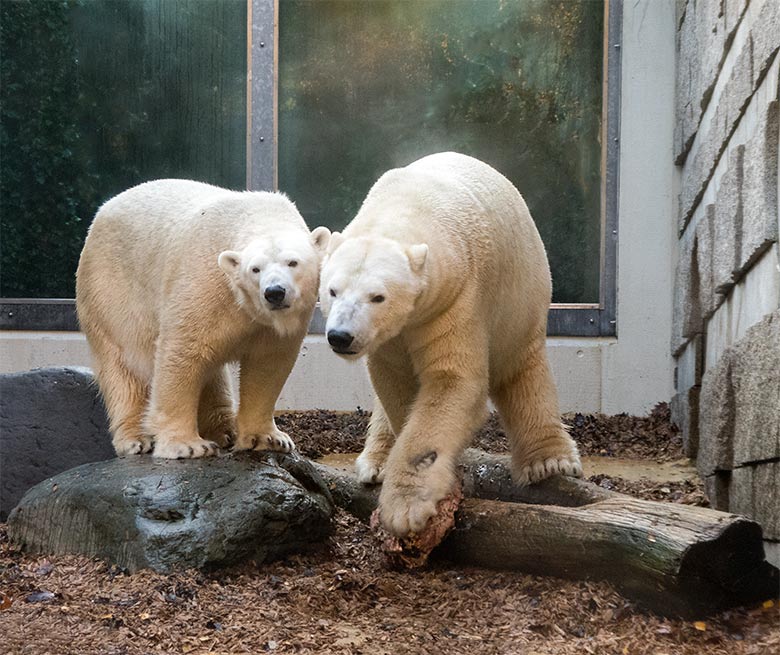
94, 180, 302, 238
354, 153, 552, 360
357, 153, 547, 288
404, 152, 536, 246
77, 180, 307, 335
84, 180, 306, 270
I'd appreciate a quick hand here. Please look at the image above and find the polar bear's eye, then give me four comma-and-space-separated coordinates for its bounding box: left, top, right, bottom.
371, 294, 385, 303
251, 266, 261, 274
329, 288, 337, 298
288, 260, 298, 268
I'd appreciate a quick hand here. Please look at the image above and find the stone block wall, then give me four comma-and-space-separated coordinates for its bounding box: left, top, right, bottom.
672, 0, 779, 563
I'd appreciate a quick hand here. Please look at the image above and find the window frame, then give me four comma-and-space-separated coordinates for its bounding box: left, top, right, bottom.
0, 0, 620, 337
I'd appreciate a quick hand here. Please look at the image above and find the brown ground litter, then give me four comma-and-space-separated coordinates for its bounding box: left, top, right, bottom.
2, 404, 777, 654
280, 402, 685, 462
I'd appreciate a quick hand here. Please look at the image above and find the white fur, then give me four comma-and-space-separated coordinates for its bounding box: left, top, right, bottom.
319, 152, 581, 537
76, 179, 329, 459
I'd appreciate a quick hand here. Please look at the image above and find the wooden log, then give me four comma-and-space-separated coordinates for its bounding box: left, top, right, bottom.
313, 450, 779, 617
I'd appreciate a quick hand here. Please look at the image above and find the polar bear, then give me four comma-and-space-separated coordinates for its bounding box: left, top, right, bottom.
319, 152, 581, 536
76, 179, 330, 459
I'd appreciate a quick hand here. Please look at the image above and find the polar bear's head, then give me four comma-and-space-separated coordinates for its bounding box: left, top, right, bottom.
219, 226, 331, 335
319, 234, 428, 359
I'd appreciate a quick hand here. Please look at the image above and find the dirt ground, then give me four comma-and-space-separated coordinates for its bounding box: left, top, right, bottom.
1, 404, 778, 655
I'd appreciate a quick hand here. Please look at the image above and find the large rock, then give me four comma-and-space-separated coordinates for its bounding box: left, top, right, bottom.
671, 229, 700, 355
731, 311, 780, 467
751, 0, 780, 85
695, 204, 717, 319
697, 355, 735, 477
739, 99, 779, 272
677, 0, 778, 229
731, 462, 780, 541
0, 367, 113, 520
7, 452, 334, 572
702, 471, 731, 512
674, 0, 740, 163
671, 385, 700, 459
697, 310, 780, 477
672, 336, 703, 458
713, 145, 744, 294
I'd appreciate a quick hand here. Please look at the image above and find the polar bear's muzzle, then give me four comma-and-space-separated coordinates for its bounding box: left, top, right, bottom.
264, 284, 290, 310
327, 329, 358, 355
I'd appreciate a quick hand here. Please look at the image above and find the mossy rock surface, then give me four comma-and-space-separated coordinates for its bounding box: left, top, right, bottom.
8, 451, 334, 572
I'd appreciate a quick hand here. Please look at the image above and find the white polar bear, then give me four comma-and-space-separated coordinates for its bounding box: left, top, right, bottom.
76, 179, 330, 459
319, 152, 581, 536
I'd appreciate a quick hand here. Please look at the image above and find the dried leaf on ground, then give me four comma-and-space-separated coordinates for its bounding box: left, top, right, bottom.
1, 405, 776, 655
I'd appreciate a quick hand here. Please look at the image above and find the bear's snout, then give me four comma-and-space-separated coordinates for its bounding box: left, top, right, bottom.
264, 284, 287, 308
327, 329, 355, 353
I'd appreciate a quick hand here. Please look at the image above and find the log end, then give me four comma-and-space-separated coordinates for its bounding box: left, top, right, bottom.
674, 518, 780, 616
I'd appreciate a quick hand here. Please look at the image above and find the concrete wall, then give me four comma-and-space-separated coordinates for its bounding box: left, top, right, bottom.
671, 0, 779, 555
601, 0, 677, 415
0, 331, 611, 413
0, 0, 677, 416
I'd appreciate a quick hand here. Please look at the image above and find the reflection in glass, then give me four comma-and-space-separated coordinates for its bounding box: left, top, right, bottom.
0, 0, 246, 297
279, 0, 604, 303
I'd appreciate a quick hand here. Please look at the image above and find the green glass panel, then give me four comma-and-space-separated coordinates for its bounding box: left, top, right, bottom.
279, 0, 604, 303
0, 0, 247, 298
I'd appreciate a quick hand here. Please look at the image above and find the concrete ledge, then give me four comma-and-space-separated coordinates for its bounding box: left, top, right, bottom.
0, 333, 612, 414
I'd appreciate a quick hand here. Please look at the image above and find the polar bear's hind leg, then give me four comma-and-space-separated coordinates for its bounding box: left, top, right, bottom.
90, 333, 153, 456
198, 366, 237, 448
355, 399, 396, 484
492, 344, 582, 486
145, 342, 219, 459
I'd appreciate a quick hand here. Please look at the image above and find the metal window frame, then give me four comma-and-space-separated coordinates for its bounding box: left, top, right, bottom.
1, 0, 620, 336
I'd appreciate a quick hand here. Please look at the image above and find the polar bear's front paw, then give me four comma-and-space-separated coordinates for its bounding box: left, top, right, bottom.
378, 489, 438, 537
514, 454, 582, 486
153, 437, 219, 459
234, 428, 295, 453
378, 453, 456, 536
355, 452, 386, 485
113, 435, 154, 457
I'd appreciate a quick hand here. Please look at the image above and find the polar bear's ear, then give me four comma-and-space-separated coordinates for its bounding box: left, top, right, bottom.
310, 226, 331, 254
327, 231, 344, 255
406, 243, 429, 274
218, 250, 241, 275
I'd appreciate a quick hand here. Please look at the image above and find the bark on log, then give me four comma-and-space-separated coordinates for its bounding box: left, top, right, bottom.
313, 450, 779, 617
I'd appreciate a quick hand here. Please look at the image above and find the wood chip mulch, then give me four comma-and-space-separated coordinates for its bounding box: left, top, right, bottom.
2, 404, 777, 654
279, 402, 685, 462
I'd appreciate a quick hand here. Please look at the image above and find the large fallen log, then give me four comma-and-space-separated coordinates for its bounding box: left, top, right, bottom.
313, 449, 779, 617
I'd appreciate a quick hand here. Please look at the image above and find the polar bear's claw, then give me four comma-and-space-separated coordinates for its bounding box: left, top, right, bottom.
153, 438, 219, 459
114, 435, 154, 456
514, 455, 582, 486
268, 432, 295, 453
235, 429, 295, 453
219, 430, 236, 448
202, 420, 236, 448
381, 497, 438, 537
355, 455, 385, 485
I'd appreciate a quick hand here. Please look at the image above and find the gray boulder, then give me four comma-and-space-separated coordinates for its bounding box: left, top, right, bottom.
8, 451, 334, 572
730, 311, 780, 468
0, 367, 113, 519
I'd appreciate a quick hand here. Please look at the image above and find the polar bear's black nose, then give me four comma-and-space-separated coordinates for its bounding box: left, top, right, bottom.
327, 330, 354, 350
264, 285, 286, 305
